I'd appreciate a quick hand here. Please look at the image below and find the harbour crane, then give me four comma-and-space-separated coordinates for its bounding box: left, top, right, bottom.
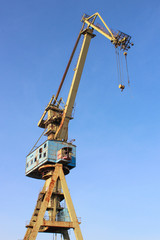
24, 13, 133, 240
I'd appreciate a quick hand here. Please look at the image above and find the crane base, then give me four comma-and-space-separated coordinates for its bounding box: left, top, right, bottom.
23, 164, 83, 240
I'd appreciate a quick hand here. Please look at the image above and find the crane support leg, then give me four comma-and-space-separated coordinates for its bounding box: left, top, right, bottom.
24, 165, 60, 240
59, 166, 83, 240
23, 164, 83, 240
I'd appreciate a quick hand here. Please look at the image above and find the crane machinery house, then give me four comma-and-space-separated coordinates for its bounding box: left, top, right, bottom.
26, 141, 76, 179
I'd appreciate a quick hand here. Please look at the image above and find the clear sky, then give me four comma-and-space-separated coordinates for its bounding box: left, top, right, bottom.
0, 0, 160, 240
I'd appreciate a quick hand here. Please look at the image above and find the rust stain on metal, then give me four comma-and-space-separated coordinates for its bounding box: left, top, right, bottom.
45, 179, 55, 202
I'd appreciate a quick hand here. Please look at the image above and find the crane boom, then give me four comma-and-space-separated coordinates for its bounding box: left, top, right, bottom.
38, 12, 133, 142
54, 28, 95, 140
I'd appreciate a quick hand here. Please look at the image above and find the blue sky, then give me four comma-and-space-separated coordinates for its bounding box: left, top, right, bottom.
0, 0, 160, 239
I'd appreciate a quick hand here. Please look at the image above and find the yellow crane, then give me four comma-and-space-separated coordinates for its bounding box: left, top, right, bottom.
24, 13, 133, 240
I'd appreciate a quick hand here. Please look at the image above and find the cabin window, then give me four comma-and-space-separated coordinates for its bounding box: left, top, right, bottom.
44, 143, 46, 148
26, 163, 29, 168
39, 148, 42, 153
43, 152, 46, 158
31, 160, 33, 164
39, 154, 42, 158
34, 157, 37, 162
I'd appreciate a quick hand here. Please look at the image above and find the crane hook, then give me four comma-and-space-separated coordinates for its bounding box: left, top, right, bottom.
119, 84, 125, 92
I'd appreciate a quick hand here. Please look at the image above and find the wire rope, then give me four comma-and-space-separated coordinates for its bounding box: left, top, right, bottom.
115, 48, 122, 85
125, 54, 130, 86
28, 128, 47, 155
120, 50, 124, 85
115, 48, 120, 84
117, 49, 122, 84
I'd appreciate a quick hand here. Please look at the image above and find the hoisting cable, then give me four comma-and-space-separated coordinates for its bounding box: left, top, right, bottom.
115, 48, 120, 84
124, 52, 130, 86
53, 22, 85, 104
115, 48, 122, 84
115, 48, 125, 92
28, 128, 47, 155
117, 49, 122, 84
120, 50, 124, 85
